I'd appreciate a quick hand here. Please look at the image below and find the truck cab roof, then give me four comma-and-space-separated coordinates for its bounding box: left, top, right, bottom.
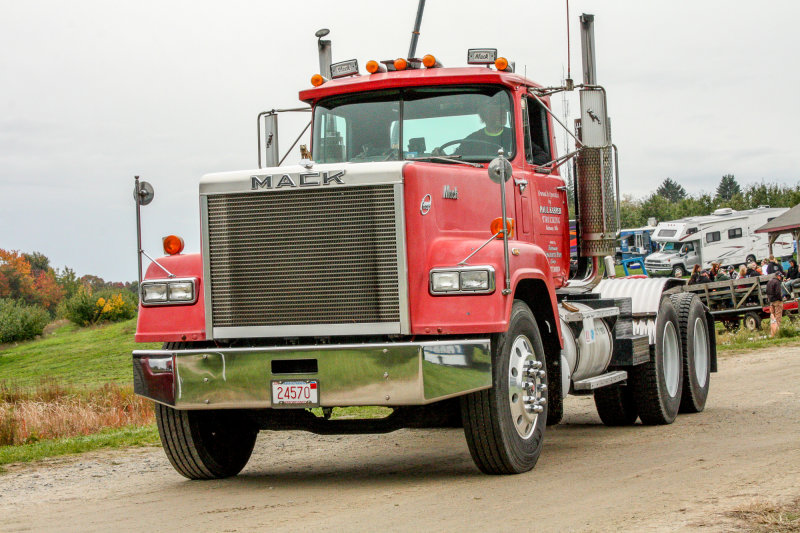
299, 67, 542, 104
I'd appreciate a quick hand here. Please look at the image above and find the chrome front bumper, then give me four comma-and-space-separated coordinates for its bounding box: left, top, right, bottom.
133, 340, 492, 410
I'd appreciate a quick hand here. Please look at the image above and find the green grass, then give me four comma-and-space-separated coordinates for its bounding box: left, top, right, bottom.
0, 424, 159, 471
0, 319, 159, 389
715, 317, 800, 352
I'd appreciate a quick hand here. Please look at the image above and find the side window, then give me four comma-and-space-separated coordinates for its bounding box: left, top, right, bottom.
706, 231, 721, 243
686, 227, 698, 235
316, 114, 348, 163
685, 243, 695, 252
728, 228, 742, 239
522, 96, 552, 165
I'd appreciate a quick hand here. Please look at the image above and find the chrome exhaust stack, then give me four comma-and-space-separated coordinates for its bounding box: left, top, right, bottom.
569, 14, 618, 289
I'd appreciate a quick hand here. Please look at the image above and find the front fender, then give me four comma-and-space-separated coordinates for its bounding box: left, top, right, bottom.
135, 253, 206, 343
411, 237, 557, 336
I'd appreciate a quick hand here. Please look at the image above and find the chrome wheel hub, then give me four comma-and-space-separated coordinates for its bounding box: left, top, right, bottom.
663, 321, 680, 397
693, 317, 709, 388
507, 335, 546, 439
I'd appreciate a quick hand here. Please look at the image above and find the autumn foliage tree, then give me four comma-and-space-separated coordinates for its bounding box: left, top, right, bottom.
0, 249, 64, 313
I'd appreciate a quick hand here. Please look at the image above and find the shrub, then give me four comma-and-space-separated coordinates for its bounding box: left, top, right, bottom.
0, 299, 49, 343
63, 289, 137, 326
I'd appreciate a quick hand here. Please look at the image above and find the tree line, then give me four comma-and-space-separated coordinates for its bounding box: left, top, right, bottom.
0, 249, 137, 343
616, 175, 800, 228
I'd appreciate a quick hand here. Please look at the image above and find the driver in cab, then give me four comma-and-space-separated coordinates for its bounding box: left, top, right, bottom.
457, 98, 550, 164
461, 100, 513, 155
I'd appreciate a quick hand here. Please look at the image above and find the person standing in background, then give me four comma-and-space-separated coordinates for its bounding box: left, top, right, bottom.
766, 271, 784, 337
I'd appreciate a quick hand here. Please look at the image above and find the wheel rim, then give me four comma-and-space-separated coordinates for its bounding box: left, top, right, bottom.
745, 315, 757, 330
693, 317, 709, 388
662, 321, 680, 397
507, 335, 544, 439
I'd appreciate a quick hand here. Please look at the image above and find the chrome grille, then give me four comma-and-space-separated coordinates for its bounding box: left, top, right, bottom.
206, 185, 401, 328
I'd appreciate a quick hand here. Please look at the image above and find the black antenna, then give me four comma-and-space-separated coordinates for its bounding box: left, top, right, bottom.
408, 0, 426, 58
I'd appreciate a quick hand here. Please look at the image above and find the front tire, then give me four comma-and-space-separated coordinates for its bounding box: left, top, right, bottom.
155, 342, 258, 480
461, 301, 547, 474
671, 265, 686, 278
631, 297, 684, 425
155, 404, 258, 480
669, 293, 712, 413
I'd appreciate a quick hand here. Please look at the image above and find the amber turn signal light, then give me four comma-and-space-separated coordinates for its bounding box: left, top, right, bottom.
490, 217, 514, 239
311, 73, 325, 87
422, 54, 437, 68
394, 58, 408, 71
366, 60, 380, 73
495, 57, 509, 71
163, 235, 185, 255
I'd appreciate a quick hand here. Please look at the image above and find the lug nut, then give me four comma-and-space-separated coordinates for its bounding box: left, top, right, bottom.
523, 395, 536, 403
537, 384, 548, 393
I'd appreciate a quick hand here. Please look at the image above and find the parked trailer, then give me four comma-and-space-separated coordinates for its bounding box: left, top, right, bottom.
679, 274, 798, 330
131, 10, 716, 479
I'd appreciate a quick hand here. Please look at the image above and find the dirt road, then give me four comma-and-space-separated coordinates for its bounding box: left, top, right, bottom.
2, 346, 799, 532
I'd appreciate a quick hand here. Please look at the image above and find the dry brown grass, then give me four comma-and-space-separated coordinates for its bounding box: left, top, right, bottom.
0, 379, 153, 446
725, 497, 800, 532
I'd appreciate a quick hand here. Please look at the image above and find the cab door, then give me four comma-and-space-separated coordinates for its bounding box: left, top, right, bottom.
518, 95, 569, 286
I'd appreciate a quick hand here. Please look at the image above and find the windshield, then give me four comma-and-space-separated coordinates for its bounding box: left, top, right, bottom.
660, 242, 681, 253
312, 86, 514, 163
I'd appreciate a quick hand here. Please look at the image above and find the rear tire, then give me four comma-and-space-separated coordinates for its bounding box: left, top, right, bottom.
669, 293, 712, 413
631, 297, 684, 425
594, 383, 638, 426
461, 301, 547, 474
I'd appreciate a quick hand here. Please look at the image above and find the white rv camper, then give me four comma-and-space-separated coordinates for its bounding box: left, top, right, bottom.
644, 206, 793, 277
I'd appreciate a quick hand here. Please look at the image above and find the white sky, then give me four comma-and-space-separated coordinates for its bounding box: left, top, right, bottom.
1, 0, 798, 282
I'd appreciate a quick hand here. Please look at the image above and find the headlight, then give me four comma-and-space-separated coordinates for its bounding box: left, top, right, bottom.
141, 283, 168, 303
460, 270, 490, 291
430, 267, 495, 295
141, 278, 198, 306
168, 281, 194, 301
431, 271, 460, 292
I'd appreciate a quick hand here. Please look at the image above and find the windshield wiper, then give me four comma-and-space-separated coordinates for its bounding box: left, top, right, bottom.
406, 155, 482, 168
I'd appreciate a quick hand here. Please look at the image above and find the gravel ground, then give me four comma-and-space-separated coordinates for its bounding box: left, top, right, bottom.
1, 345, 798, 532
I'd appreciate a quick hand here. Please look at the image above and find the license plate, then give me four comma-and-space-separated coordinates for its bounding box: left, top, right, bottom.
271, 380, 319, 407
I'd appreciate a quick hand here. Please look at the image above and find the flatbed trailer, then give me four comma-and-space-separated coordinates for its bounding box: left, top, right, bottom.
679, 274, 798, 330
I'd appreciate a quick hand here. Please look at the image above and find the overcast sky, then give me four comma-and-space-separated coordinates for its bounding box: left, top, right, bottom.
1, 0, 798, 282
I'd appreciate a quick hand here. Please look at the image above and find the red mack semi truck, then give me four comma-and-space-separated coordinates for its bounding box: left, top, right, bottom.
132, 13, 715, 479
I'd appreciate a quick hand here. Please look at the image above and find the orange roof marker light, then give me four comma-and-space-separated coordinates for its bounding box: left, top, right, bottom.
310, 74, 326, 87
422, 54, 442, 68
494, 56, 514, 72
490, 218, 514, 239
394, 58, 408, 71
162, 235, 185, 255
366, 60, 386, 74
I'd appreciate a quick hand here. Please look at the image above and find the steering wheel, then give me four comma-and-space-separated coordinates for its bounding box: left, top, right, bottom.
435, 138, 504, 156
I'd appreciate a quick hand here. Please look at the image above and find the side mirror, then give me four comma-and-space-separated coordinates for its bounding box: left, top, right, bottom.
488, 156, 512, 183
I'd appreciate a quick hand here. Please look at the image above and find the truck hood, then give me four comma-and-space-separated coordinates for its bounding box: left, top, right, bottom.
645, 252, 680, 263
199, 161, 408, 195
